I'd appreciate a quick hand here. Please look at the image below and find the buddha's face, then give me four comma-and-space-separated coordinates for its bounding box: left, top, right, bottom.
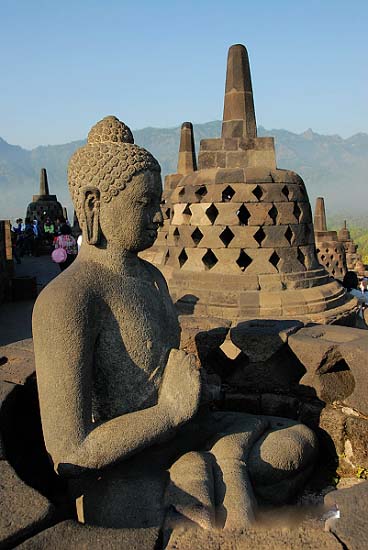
98, 170, 163, 252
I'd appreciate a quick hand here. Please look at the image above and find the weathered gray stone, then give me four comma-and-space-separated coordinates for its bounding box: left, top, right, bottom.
230, 319, 303, 362
324, 482, 368, 550
17, 520, 160, 550
167, 526, 341, 550
141, 44, 357, 324
289, 325, 368, 414
0, 380, 17, 459
32, 115, 319, 531
0, 339, 35, 385
0, 461, 53, 548
344, 417, 368, 469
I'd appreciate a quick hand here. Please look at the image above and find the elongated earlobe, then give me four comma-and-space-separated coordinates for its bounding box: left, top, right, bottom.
80, 186, 101, 245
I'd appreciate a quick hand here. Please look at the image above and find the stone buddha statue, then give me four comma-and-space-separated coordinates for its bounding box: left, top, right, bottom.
33, 116, 318, 531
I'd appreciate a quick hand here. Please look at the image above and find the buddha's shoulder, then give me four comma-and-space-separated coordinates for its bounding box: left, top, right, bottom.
34, 261, 98, 316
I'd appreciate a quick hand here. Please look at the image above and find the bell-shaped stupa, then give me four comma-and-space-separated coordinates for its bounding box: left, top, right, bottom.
149, 44, 356, 323
26, 168, 64, 221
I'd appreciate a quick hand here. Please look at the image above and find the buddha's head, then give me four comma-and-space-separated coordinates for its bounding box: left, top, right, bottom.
68, 116, 163, 252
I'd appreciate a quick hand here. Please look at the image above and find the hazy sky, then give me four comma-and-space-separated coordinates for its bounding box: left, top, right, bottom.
1, 0, 367, 149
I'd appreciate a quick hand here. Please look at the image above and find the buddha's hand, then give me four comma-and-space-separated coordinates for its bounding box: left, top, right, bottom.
159, 349, 201, 429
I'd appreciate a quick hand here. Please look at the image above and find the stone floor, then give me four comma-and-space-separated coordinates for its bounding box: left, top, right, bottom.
0, 256, 59, 346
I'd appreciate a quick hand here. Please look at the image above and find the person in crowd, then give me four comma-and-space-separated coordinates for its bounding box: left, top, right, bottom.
43, 218, 55, 244
12, 218, 23, 234
54, 216, 66, 235
32, 219, 42, 257
10, 223, 21, 264
342, 271, 368, 304
53, 223, 78, 271
20, 218, 34, 256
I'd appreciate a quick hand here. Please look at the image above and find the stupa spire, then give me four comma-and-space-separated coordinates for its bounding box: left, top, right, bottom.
39, 168, 50, 196
177, 122, 197, 174
314, 197, 327, 232
222, 44, 257, 139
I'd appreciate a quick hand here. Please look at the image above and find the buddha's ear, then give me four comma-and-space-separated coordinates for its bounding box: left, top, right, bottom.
80, 186, 101, 245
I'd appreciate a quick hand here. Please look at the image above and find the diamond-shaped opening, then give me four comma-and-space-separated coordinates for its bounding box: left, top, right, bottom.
179, 187, 185, 196
282, 185, 290, 200
236, 250, 253, 272
165, 207, 171, 219
182, 204, 192, 223
254, 227, 266, 246
297, 247, 306, 268
195, 185, 207, 199
268, 205, 278, 225
178, 249, 188, 267
332, 269, 336, 276
237, 204, 250, 226
252, 185, 264, 201
206, 204, 219, 224
293, 202, 302, 222
222, 185, 235, 202
191, 227, 204, 245
164, 250, 170, 264
269, 251, 280, 270
285, 226, 293, 245
173, 227, 180, 242
219, 226, 235, 247
202, 249, 218, 270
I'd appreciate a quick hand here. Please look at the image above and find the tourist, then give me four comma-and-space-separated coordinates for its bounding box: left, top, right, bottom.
20, 218, 34, 256
53, 223, 78, 271
342, 271, 368, 305
43, 218, 55, 244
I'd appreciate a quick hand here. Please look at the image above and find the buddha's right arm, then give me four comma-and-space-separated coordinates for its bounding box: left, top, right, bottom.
33, 289, 200, 478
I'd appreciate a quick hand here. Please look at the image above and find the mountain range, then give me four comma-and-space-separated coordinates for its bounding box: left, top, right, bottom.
1, 122, 367, 223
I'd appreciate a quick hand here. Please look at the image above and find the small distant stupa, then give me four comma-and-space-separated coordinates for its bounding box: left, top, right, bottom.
313, 197, 347, 280
26, 168, 64, 221
337, 220, 365, 275
145, 44, 357, 323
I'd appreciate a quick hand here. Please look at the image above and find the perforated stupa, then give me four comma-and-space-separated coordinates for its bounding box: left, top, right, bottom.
146, 44, 356, 322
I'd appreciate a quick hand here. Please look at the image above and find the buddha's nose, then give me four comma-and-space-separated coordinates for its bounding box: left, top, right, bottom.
153, 209, 164, 226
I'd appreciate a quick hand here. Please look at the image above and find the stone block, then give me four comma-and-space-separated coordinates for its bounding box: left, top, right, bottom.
324, 481, 368, 550
210, 249, 242, 274
345, 417, 368, 469
215, 152, 226, 168
0, 461, 54, 548
196, 226, 224, 249
215, 168, 245, 184
172, 203, 192, 225
214, 203, 239, 225
246, 203, 274, 226
0, 339, 35, 385
244, 166, 274, 183
270, 169, 303, 184
189, 203, 213, 226
258, 275, 283, 291
242, 248, 279, 275
198, 152, 217, 170
17, 520, 160, 550
200, 139, 223, 151
226, 151, 249, 168
262, 225, 291, 247
223, 138, 239, 151
227, 227, 257, 248
298, 201, 313, 224
274, 202, 297, 224
230, 319, 302, 362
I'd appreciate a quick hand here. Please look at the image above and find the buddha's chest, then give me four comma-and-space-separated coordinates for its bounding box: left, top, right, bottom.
92, 278, 180, 418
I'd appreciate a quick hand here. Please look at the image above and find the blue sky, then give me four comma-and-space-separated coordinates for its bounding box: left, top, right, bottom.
1, 0, 367, 148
